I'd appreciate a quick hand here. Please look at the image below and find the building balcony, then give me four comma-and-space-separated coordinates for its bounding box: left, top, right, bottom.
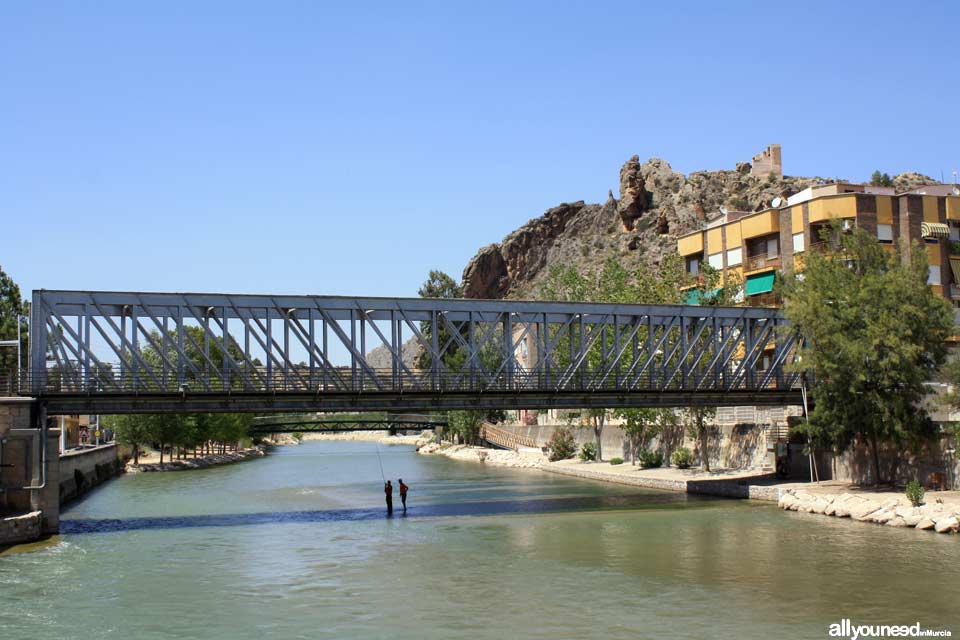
746, 292, 779, 307
745, 253, 781, 272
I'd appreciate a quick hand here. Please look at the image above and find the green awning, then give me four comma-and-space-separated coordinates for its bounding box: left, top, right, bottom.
745, 272, 775, 296
684, 288, 722, 305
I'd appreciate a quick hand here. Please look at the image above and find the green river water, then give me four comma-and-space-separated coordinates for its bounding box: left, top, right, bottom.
1, 441, 957, 639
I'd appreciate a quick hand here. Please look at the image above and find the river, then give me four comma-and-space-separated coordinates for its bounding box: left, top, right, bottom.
1, 441, 957, 639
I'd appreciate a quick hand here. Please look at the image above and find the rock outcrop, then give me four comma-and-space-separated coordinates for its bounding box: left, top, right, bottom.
460, 154, 943, 300
617, 155, 649, 230
365, 335, 423, 369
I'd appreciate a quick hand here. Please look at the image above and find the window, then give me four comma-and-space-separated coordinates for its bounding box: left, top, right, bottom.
877, 224, 893, 243
792, 232, 805, 253
686, 255, 700, 276
708, 253, 723, 270
928, 265, 941, 286
726, 247, 742, 266
950, 224, 960, 242
766, 237, 779, 258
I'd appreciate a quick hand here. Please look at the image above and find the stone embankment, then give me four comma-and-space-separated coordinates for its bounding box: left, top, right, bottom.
416, 438, 544, 469
778, 488, 960, 534
126, 447, 265, 473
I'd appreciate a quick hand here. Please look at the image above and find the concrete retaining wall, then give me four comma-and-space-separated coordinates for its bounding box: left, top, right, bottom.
59, 444, 122, 504
497, 422, 771, 470
542, 464, 782, 502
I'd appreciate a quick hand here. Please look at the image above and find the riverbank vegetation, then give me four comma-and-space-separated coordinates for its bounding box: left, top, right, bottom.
104, 413, 252, 466
783, 222, 954, 485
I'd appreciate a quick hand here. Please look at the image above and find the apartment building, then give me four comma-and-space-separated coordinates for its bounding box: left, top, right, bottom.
677, 182, 960, 307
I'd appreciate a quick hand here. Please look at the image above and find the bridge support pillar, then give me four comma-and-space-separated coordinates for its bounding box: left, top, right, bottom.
0, 399, 60, 544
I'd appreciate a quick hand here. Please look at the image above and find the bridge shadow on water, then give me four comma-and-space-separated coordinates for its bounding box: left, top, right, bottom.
61, 493, 719, 535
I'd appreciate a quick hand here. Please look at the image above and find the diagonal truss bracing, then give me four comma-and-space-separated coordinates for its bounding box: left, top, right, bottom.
28, 290, 802, 413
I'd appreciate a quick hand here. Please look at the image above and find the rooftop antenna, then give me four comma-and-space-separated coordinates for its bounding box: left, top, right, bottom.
719, 205, 728, 215
771, 196, 783, 208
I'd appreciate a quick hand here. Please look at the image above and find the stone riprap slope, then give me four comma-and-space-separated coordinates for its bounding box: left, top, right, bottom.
779, 488, 960, 534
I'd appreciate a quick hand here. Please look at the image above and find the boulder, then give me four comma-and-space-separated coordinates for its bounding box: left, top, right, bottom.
778, 493, 797, 510
811, 498, 831, 515
934, 516, 959, 534
886, 517, 909, 528
870, 509, 894, 525
850, 501, 882, 521
915, 518, 936, 530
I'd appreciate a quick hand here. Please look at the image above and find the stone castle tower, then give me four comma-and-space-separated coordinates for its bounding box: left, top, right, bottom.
750, 144, 782, 177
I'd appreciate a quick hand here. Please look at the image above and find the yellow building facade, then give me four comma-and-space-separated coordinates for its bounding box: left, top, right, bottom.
677, 183, 960, 307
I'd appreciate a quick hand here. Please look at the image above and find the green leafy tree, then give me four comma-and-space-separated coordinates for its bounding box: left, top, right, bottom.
0, 266, 29, 387
782, 221, 953, 484
682, 406, 717, 472
447, 409, 485, 445
104, 414, 152, 465
416, 270, 465, 371
615, 408, 662, 465
870, 170, 894, 187
141, 414, 191, 467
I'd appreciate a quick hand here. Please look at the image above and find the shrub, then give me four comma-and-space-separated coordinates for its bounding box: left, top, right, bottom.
639, 450, 663, 469
609, 457, 624, 465
906, 480, 925, 507
671, 447, 693, 469
579, 441, 598, 462
546, 427, 577, 462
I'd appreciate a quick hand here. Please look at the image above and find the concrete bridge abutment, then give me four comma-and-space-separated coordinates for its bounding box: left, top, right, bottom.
1, 398, 60, 545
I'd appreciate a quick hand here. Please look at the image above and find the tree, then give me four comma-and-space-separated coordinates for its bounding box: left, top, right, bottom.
870, 170, 893, 187
104, 414, 151, 465
447, 409, 485, 445
682, 406, 717, 471
418, 270, 463, 300
141, 414, 190, 467
0, 266, 29, 389
782, 221, 952, 484
615, 408, 662, 464
416, 270, 464, 371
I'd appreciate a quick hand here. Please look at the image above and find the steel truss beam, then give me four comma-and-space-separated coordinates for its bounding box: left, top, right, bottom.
29, 290, 802, 414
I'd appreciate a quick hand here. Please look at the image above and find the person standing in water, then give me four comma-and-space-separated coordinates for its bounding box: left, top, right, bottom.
384, 480, 393, 515
398, 479, 409, 512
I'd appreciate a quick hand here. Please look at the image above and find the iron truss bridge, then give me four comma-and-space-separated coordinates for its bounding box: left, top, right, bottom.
28, 290, 802, 415
249, 413, 447, 434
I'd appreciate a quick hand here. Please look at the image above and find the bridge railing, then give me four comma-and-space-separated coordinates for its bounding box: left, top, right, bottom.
21, 362, 798, 395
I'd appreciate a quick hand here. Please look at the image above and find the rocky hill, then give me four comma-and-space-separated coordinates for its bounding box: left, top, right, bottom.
461, 155, 939, 300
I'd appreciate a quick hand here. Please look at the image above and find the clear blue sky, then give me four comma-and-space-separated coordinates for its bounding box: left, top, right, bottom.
3, 2, 959, 300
